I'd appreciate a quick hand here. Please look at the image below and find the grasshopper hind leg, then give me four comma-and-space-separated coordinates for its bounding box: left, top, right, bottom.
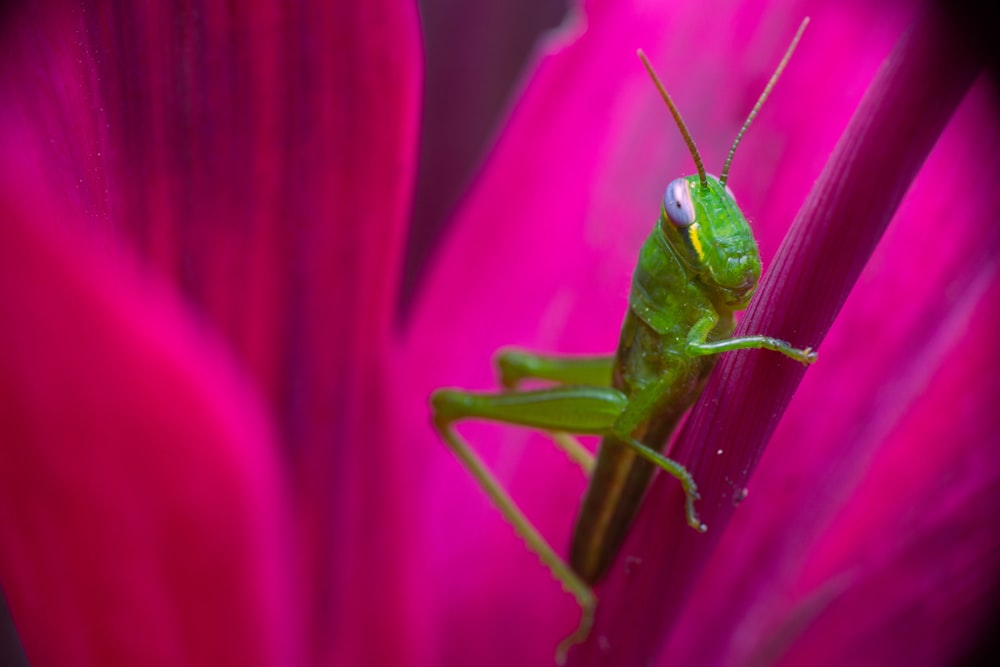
494, 349, 615, 389
491, 350, 616, 476
430, 383, 629, 663
432, 417, 595, 664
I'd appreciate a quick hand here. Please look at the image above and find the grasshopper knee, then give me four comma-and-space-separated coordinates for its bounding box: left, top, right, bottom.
495, 348, 533, 388
430, 389, 474, 424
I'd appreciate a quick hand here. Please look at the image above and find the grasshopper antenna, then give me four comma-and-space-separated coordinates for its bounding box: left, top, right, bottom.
638, 49, 708, 189
720, 17, 809, 186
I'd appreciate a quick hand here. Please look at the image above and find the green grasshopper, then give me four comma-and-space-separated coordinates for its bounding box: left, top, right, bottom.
431, 18, 814, 664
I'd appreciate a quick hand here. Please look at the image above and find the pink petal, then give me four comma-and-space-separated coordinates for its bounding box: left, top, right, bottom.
0, 175, 302, 665
2, 2, 424, 664
772, 277, 1000, 666
403, 1, 568, 311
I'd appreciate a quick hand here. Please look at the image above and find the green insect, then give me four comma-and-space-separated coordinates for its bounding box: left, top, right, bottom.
431, 18, 813, 664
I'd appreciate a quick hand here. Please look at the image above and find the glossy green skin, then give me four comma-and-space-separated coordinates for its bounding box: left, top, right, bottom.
570, 175, 762, 582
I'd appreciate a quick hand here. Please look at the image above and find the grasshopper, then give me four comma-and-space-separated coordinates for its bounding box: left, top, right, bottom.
431, 18, 814, 663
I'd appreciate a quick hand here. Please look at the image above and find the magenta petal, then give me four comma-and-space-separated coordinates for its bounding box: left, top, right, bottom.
772, 281, 1000, 665
3, 1, 422, 433
0, 186, 302, 665
3, 3, 424, 664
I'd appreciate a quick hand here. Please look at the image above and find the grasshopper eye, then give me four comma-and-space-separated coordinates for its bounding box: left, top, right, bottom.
663, 178, 696, 227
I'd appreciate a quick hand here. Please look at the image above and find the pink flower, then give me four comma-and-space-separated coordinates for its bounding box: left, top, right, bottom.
1, 2, 997, 667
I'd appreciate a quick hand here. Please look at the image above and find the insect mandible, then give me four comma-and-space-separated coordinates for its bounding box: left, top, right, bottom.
431, 18, 814, 664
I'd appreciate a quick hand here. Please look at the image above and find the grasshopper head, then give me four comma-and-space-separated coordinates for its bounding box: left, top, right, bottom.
658, 175, 762, 309
640, 19, 808, 312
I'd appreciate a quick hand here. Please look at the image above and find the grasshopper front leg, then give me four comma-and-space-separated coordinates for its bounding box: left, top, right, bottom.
686, 315, 817, 364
